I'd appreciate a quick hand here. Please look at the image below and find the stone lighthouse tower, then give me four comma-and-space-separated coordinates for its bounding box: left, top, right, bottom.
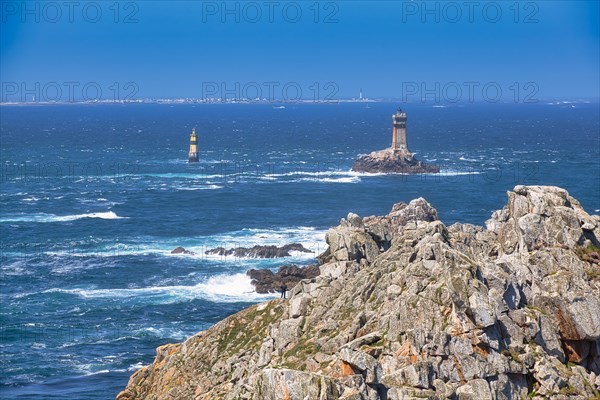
351, 107, 439, 173
188, 128, 199, 163
391, 108, 407, 152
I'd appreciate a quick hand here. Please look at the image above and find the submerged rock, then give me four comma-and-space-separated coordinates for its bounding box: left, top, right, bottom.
351, 148, 440, 174
118, 185, 600, 400
205, 243, 313, 258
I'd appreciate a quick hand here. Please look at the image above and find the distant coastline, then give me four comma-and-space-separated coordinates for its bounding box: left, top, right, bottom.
0, 98, 377, 106
1, 99, 597, 106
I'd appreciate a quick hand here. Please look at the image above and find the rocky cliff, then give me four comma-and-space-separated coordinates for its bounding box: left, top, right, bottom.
117, 185, 600, 400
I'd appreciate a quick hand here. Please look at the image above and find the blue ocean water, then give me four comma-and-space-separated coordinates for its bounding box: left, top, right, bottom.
1, 102, 599, 399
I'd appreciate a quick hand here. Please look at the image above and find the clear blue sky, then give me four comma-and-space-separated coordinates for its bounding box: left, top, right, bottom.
1, 1, 599, 100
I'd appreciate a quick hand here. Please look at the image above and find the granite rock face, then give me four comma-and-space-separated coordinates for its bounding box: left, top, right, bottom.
118, 185, 600, 400
351, 148, 440, 174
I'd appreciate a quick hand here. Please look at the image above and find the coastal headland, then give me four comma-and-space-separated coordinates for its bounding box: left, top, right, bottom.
118, 185, 600, 400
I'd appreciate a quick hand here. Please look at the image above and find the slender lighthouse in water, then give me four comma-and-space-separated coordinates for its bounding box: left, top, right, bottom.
391, 108, 407, 152
188, 128, 199, 163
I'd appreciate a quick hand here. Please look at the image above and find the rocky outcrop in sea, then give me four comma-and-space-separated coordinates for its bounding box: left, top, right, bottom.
247, 265, 321, 294
117, 185, 600, 400
205, 243, 312, 258
171, 247, 196, 255
351, 148, 440, 174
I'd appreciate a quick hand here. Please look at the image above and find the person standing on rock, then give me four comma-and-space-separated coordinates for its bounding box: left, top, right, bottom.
280, 285, 288, 299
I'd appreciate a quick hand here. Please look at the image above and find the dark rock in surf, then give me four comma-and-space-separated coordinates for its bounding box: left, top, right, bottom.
205, 243, 312, 258
247, 264, 321, 294
171, 247, 196, 255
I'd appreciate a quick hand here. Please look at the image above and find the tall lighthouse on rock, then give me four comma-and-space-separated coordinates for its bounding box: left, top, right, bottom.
351, 107, 440, 174
391, 108, 407, 152
188, 128, 199, 163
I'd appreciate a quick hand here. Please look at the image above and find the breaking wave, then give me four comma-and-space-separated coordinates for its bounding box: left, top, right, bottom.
43, 273, 276, 304
0, 211, 127, 223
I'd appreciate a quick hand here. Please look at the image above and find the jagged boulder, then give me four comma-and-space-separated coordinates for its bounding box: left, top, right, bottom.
486, 185, 600, 253
118, 186, 600, 400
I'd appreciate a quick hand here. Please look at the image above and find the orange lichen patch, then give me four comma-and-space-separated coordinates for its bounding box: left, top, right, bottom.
162, 367, 175, 383
129, 367, 149, 382
448, 317, 465, 336
340, 361, 358, 376
356, 327, 371, 338
279, 381, 291, 400
157, 343, 180, 356
555, 308, 581, 340
473, 343, 490, 357
563, 340, 590, 363
395, 341, 414, 357
115, 391, 133, 400
452, 355, 466, 384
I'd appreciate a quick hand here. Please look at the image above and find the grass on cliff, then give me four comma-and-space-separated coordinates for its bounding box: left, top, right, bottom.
283, 341, 319, 359
575, 244, 600, 281
575, 244, 600, 263
279, 340, 321, 371
217, 301, 284, 355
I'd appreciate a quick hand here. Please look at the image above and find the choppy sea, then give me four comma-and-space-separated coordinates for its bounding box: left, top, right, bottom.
1, 102, 598, 399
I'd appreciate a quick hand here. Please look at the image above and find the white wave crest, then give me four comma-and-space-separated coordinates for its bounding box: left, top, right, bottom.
25, 226, 327, 263
44, 273, 276, 303
143, 172, 244, 179
98, 226, 327, 260
304, 176, 361, 183
0, 211, 126, 223
262, 170, 363, 178
175, 184, 223, 191
437, 170, 482, 176
203, 227, 327, 256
